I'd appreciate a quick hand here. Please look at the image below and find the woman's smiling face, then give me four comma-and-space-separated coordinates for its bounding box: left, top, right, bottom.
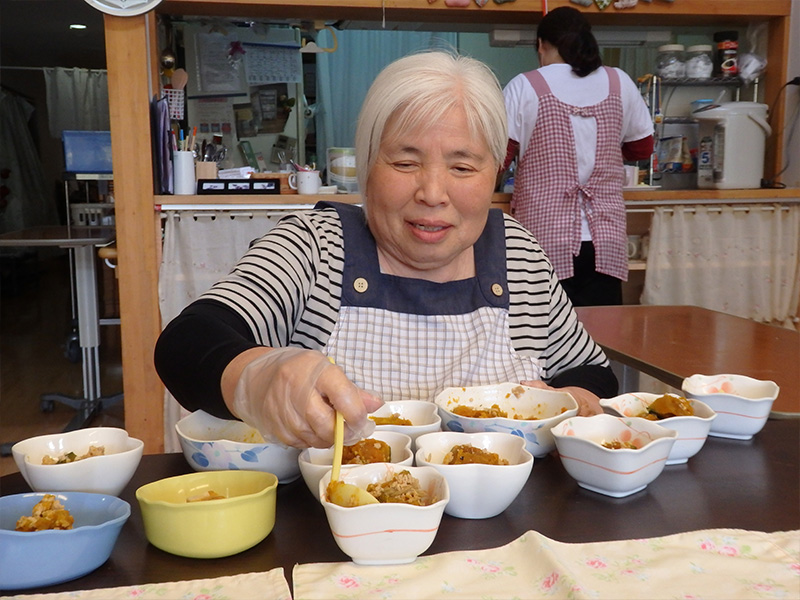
365, 105, 497, 282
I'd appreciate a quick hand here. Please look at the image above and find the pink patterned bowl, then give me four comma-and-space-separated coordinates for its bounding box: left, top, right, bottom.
551, 414, 677, 498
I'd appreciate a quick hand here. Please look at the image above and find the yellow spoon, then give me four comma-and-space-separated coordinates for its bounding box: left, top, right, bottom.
326, 411, 378, 507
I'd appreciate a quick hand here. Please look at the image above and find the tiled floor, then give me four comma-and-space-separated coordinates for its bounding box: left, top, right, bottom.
0, 251, 124, 476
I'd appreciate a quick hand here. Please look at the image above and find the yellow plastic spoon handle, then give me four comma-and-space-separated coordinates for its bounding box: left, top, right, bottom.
331, 410, 344, 482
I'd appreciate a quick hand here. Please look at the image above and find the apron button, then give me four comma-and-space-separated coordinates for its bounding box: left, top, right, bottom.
353, 277, 369, 293
491, 283, 503, 297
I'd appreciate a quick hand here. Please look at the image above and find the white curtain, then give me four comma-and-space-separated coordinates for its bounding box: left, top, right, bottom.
641, 204, 800, 328
315, 30, 457, 171
0, 90, 57, 233
43, 67, 109, 139
158, 209, 298, 452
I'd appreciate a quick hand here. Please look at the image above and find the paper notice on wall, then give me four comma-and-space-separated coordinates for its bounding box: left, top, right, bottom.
194, 32, 246, 95
242, 43, 302, 85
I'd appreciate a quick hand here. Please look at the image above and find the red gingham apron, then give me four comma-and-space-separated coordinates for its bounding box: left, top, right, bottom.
512, 67, 628, 282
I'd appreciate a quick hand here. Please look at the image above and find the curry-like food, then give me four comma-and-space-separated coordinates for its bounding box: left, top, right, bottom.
41, 445, 105, 465
639, 394, 695, 420
342, 439, 392, 464
15, 494, 75, 531
452, 404, 508, 419
186, 490, 227, 502
370, 413, 413, 426
601, 439, 639, 450
366, 470, 433, 506
442, 444, 509, 465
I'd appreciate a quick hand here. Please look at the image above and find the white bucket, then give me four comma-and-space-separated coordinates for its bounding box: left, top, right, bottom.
327, 147, 358, 193
695, 102, 771, 189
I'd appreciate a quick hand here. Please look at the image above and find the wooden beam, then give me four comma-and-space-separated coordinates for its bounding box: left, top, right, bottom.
105, 13, 165, 454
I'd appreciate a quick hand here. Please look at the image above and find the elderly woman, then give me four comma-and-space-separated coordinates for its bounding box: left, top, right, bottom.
154, 51, 617, 450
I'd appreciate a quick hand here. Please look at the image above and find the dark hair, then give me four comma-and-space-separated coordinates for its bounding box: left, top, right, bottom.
537, 6, 602, 77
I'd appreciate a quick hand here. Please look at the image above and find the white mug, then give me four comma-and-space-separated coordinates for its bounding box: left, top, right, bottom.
627, 235, 642, 260
624, 165, 639, 188
289, 170, 322, 195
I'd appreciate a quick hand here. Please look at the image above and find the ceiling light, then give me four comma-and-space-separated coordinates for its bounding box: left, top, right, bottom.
70, 23, 88, 30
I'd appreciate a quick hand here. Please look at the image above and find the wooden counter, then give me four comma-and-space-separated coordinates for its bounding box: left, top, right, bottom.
104, 0, 795, 453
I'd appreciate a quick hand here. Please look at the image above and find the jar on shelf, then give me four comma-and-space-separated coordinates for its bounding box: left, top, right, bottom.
685, 45, 714, 79
656, 44, 686, 79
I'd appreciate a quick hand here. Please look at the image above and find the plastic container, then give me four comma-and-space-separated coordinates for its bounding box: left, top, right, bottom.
713, 31, 739, 77
685, 45, 713, 79
327, 147, 358, 193
62, 131, 113, 174
656, 44, 686, 79
695, 102, 771, 189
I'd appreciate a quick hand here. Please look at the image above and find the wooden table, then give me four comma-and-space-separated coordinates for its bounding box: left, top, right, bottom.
1, 419, 797, 595
0, 226, 122, 433
575, 305, 800, 415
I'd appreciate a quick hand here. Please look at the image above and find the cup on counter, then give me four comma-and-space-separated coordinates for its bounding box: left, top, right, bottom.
173, 151, 196, 195
289, 170, 322, 195
624, 165, 639, 188
627, 235, 643, 260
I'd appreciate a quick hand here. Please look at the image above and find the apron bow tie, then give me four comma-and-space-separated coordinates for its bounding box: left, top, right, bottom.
570, 106, 596, 118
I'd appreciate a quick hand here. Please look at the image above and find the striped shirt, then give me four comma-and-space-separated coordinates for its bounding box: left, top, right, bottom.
199, 206, 608, 383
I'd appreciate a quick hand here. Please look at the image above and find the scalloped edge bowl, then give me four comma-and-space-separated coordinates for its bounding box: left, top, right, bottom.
600, 392, 717, 465
551, 414, 678, 498
175, 410, 301, 483
0, 492, 130, 590
11, 427, 143, 496
681, 374, 779, 440
368, 400, 442, 450
414, 431, 533, 519
298, 430, 414, 499
434, 383, 578, 458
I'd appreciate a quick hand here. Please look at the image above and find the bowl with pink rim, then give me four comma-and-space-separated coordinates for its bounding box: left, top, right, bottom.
681, 374, 779, 440
551, 414, 678, 498
600, 392, 717, 465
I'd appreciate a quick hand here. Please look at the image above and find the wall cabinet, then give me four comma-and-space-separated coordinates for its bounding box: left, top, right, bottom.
103, 0, 795, 453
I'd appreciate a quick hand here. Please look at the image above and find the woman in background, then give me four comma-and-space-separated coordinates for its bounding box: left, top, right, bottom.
503, 6, 654, 306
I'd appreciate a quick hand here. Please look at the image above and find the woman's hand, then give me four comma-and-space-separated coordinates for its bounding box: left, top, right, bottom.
520, 379, 603, 417
223, 347, 383, 448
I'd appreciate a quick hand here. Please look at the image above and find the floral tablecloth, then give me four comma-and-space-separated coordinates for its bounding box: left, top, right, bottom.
294, 528, 799, 600
4, 529, 798, 600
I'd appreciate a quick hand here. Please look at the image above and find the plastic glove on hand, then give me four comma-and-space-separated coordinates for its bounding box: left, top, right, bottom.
232, 347, 382, 448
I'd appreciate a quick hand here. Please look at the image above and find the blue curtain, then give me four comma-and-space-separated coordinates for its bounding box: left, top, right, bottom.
314, 29, 457, 174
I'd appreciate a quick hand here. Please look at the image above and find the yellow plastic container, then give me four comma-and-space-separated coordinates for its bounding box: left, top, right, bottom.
136, 470, 277, 558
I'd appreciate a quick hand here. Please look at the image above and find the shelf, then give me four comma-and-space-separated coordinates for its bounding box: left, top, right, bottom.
660, 77, 743, 87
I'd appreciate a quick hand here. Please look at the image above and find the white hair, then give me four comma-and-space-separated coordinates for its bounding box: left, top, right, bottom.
354, 50, 508, 195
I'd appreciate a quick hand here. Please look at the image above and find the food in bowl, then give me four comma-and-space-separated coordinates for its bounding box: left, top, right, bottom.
319, 464, 450, 565
368, 400, 442, 450
0, 492, 131, 590
136, 470, 278, 559
364, 469, 434, 506
15, 494, 74, 531
415, 431, 533, 519
435, 383, 578, 458
600, 392, 717, 464
637, 394, 695, 420
175, 409, 301, 483
681, 373, 779, 440
551, 414, 677, 498
343, 438, 391, 464
370, 413, 412, 426
443, 444, 509, 465
298, 430, 413, 498
42, 445, 105, 464
11, 427, 143, 496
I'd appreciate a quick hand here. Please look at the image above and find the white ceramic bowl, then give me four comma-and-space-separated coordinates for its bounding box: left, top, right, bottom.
368, 400, 442, 450
11, 427, 143, 496
298, 431, 414, 499
681, 374, 780, 440
0, 492, 130, 590
319, 464, 449, 565
434, 383, 578, 458
414, 431, 533, 519
551, 414, 678, 498
175, 410, 301, 483
600, 392, 717, 465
